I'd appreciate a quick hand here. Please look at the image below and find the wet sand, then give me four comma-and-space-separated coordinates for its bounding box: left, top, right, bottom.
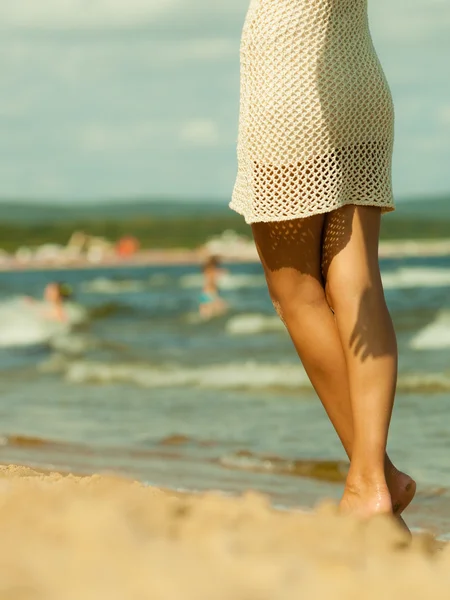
0, 465, 448, 599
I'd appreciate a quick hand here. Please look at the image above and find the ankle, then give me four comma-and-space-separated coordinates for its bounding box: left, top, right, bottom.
384, 455, 397, 478
348, 445, 387, 487
341, 479, 392, 517
346, 466, 388, 492
345, 474, 389, 496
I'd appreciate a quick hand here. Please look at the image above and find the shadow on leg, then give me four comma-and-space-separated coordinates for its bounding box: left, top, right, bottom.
252, 217, 349, 411
252, 210, 415, 521
323, 205, 400, 517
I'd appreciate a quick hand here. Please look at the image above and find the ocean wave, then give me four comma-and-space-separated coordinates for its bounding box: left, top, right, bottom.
61, 359, 450, 393
410, 310, 450, 350
65, 361, 311, 390
226, 314, 284, 335
148, 274, 173, 287
154, 434, 217, 449
0, 298, 88, 348
179, 273, 265, 290
382, 268, 450, 289
0, 434, 68, 449
220, 450, 348, 483
88, 301, 130, 320
49, 334, 95, 356
153, 436, 347, 483
81, 277, 147, 294
398, 372, 450, 391
180, 268, 450, 291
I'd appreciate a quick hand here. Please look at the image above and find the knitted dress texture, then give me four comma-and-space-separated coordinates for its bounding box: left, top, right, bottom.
230, 0, 395, 223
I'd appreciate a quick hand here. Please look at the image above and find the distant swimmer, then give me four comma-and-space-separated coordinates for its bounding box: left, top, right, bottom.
199, 256, 228, 320
44, 282, 73, 322
25, 281, 74, 322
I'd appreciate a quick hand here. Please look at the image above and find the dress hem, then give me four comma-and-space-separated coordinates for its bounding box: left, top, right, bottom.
229, 198, 395, 225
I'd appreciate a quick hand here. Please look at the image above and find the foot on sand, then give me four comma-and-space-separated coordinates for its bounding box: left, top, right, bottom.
339, 471, 415, 536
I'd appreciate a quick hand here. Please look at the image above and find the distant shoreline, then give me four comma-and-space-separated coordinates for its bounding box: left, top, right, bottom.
0, 238, 449, 273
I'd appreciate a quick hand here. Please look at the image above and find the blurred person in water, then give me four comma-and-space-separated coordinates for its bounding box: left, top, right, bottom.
199, 256, 228, 320
25, 282, 73, 322
44, 282, 73, 322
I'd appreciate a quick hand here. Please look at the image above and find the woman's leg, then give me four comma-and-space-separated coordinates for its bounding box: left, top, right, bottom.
252, 213, 414, 516
323, 205, 402, 516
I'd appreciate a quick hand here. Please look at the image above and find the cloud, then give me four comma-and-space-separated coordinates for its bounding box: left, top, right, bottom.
3, 0, 449, 41
0, 0, 249, 34
370, 0, 450, 42
164, 38, 235, 63
0, 0, 181, 29
0, 97, 31, 119
439, 106, 450, 126
134, 38, 236, 70
179, 119, 220, 147
78, 122, 165, 153
76, 118, 221, 154
0, 0, 449, 200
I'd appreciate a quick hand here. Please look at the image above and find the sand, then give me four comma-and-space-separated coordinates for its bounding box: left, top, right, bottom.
0, 465, 448, 600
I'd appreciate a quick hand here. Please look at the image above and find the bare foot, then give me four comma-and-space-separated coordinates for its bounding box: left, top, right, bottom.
340, 478, 393, 519
386, 465, 416, 516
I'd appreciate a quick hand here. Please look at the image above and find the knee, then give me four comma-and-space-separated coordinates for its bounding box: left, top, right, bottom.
266, 272, 327, 321
325, 272, 358, 313
325, 270, 383, 314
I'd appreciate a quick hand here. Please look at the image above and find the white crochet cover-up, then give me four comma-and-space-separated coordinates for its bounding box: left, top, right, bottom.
230, 0, 395, 224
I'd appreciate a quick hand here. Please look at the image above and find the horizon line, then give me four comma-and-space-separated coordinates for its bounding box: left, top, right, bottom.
0, 192, 448, 206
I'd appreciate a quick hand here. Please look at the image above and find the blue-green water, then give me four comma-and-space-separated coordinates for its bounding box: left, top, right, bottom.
0, 256, 449, 533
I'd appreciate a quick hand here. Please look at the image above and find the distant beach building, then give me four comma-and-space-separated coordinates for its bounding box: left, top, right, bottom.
203, 230, 258, 262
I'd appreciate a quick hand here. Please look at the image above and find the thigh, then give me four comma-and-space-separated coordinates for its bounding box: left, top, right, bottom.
322, 205, 382, 293
252, 215, 327, 321
252, 215, 325, 282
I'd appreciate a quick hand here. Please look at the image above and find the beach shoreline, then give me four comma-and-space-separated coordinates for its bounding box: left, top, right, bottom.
0, 238, 450, 273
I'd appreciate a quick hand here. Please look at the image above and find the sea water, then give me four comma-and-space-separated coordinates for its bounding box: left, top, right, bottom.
0, 256, 449, 533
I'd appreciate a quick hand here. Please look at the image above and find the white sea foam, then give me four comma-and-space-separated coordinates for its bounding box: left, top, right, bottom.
148, 274, 172, 287
63, 359, 450, 393
179, 273, 265, 290
49, 334, 95, 356
410, 310, 450, 350
81, 277, 147, 294
180, 267, 450, 291
184, 312, 205, 325
177, 274, 202, 289
65, 361, 311, 390
0, 298, 88, 348
226, 314, 284, 335
382, 268, 450, 289
397, 372, 450, 391
181, 267, 450, 292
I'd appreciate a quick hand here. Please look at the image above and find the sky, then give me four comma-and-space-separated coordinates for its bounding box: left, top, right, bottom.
1, 0, 450, 203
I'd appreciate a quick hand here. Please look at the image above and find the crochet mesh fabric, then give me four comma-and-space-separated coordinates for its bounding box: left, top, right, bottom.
230, 0, 395, 224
